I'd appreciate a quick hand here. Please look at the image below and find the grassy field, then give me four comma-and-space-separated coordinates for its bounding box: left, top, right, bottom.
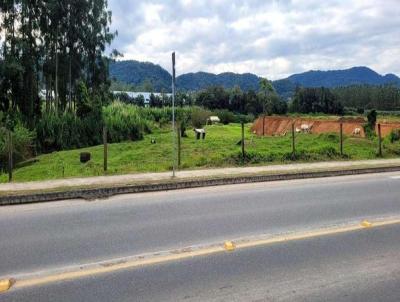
1, 123, 399, 183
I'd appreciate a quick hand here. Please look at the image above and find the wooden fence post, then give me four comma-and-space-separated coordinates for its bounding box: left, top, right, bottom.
340, 122, 343, 156
378, 123, 382, 157
291, 122, 296, 157
8, 130, 13, 182
103, 126, 108, 172
262, 115, 265, 136
241, 122, 245, 160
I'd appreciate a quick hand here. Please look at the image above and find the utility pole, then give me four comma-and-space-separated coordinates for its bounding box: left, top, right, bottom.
172, 52, 177, 177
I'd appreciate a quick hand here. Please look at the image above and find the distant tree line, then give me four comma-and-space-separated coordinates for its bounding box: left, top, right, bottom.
193, 79, 288, 116
288, 85, 400, 115
289, 87, 344, 115
332, 85, 400, 111
115, 79, 288, 117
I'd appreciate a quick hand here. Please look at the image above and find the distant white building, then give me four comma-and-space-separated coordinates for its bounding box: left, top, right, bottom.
112, 91, 172, 106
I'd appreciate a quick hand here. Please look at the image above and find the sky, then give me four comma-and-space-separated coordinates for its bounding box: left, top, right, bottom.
108, 0, 400, 80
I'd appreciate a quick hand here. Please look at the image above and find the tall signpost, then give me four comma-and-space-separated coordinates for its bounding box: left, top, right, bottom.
172, 52, 177, 177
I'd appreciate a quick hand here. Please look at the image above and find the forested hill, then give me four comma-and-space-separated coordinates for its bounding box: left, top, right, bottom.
109, 61, 261, 92
286, 66, 400, 88
109, 60, 172, 91
176, 72, 260, 91
109, 61, 400, 97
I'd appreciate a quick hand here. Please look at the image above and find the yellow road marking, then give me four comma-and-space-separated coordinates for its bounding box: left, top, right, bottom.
361, 220, 373, 228
0, 279, 13, 293
8, 218, 400, 291
224, 241, 236, 251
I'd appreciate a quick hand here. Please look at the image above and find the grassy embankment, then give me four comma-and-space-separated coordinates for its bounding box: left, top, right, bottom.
1, 123, 399, 183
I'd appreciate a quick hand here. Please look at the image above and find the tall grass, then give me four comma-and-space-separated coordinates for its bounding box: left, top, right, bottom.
36, 111, 103, 152
103, 102, 153, 143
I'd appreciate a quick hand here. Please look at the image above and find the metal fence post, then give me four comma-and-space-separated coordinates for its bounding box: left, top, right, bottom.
171, 52, 177, 177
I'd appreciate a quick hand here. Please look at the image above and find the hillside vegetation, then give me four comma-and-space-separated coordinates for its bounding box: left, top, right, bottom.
109, 60, 172, 92
109, 61, 400, 100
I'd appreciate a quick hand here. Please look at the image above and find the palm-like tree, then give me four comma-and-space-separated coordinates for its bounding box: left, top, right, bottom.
259, 78, 275, 135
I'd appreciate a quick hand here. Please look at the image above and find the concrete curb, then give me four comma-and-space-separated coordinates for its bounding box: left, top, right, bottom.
1, 165, 400, 206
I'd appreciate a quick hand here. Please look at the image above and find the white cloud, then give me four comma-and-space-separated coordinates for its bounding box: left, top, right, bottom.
108, 0, 400, 79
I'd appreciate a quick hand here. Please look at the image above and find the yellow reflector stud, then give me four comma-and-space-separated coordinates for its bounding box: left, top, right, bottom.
0, 279, 12, 293
224, 241, 236, 251
361, 220, 373, 228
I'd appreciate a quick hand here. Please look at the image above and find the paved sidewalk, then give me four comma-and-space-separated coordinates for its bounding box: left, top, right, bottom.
1, 158, 400, 193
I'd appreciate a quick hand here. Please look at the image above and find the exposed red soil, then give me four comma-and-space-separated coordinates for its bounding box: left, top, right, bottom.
251, 116, 400, 138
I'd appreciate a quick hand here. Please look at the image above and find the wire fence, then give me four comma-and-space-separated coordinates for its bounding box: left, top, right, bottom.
2, 121, 400, 183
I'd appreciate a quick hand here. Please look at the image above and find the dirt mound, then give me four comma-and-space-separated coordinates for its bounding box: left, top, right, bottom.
252, 116, 400, 138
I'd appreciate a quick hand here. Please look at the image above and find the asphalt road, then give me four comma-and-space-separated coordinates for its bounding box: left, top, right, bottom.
1, 172, 400, 279
4, 223, 400, 302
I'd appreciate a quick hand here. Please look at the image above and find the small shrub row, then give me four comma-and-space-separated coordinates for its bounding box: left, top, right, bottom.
229, 146, 344, 165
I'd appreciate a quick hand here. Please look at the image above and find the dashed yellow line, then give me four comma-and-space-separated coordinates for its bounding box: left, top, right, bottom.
4, 217, 400, 292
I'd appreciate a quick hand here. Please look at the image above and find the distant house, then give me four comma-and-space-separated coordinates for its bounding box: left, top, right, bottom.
112, 91, 172, 107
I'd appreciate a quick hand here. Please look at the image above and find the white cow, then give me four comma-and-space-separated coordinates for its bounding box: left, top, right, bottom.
353, 128, 361, 136
301, 124, 312, 133
295, 127, 301, 133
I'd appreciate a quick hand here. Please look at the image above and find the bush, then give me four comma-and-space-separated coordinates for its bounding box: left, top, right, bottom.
230, 151, 277, 164
191, 107, 212, 128
363, 123, 376, 139
316, 146, 341, 158
236, 114, 255, 124
367, 110, 377, 128
389, 129, 400, 143
138, 106, 193, 128
317, 133, 339, 143
0, 123, 36, 171
214, 109, 236, 125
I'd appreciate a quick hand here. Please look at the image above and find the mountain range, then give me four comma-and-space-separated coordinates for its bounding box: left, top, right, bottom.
109, 60, 400, 99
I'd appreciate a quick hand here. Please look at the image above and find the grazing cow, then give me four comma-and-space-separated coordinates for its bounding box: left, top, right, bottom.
353, 128, 361, 136
295, 127, 301, 133
301, 124, 312, 133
